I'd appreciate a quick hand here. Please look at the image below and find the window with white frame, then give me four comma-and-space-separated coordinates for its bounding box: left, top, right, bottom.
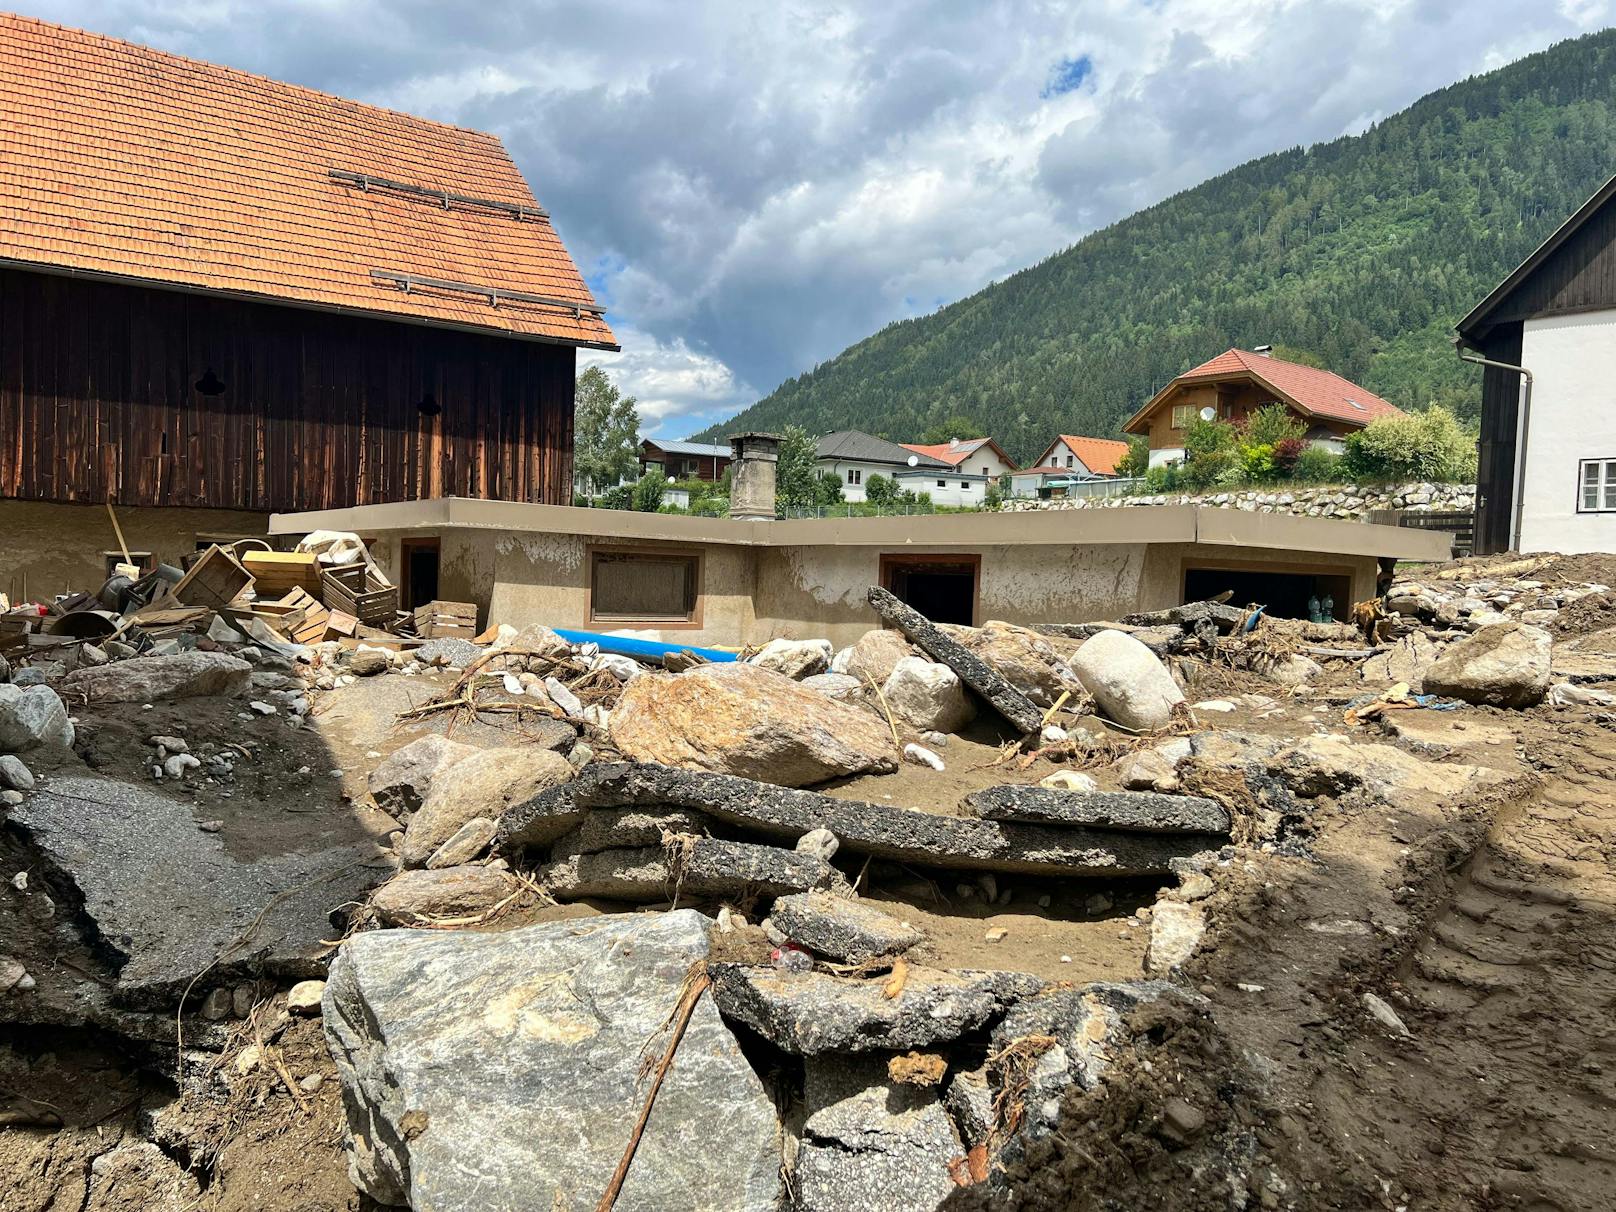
847, 468, 861, 485
1579, 459, 1616, 512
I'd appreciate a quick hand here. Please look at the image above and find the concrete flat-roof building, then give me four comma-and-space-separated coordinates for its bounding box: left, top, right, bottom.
269, 497, 1448, 646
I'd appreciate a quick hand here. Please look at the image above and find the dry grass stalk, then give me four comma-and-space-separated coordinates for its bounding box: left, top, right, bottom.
249, 1002, 312, 1116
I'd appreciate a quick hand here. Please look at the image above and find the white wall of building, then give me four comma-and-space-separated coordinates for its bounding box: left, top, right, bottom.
815, 458, 901, 503
1518, 310, 1616, 553
895, 470, 989, 507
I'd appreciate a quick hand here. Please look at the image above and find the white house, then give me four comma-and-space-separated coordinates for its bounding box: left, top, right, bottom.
1458, 172, 1616, 555
1008, 434, 1131, 497
815, 430, 956, 504
898, 438, 1019, 507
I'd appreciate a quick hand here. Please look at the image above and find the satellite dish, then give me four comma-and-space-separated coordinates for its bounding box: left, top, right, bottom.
1199, 406, 1216, 422
906, 455, 919, 467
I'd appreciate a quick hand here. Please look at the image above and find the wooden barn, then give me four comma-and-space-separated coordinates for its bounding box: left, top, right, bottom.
0, 14, 613, 590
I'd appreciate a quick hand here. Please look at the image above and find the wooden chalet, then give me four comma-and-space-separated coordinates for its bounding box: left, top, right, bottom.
0, 15, 613, 531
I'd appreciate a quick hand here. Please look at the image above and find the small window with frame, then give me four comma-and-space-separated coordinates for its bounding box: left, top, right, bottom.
1171, 403, 1197, 429
1579, 458, 1616, 512
589, 548, 701, 626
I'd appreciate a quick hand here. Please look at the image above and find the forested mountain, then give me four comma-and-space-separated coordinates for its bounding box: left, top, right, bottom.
696, 30, 1616, 463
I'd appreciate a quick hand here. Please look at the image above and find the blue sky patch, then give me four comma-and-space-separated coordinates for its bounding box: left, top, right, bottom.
1042, 54, 1093, 99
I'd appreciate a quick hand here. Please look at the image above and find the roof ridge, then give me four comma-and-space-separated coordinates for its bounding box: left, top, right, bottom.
1, 12, 511, 148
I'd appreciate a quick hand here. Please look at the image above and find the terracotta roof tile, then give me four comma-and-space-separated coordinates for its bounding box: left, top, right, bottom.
0, 14, 614, 348
1175, 349, 1402, 425
1017, 435, 1130, 476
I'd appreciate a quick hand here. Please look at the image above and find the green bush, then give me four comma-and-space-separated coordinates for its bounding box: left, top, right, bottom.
1292, 445, 1343, 483
1180, 418, 1242, 490
1341, 406, 1477, 483
630, 469, 667, 512
1143, 463, 1180, 493
1239, 403, 1306, 448
1240, 442, 1277, 482
1115, 435, 1150, 479
597, 483, 633, 510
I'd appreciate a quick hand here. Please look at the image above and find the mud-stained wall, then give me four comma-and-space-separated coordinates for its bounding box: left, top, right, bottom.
0, 500, 272, 599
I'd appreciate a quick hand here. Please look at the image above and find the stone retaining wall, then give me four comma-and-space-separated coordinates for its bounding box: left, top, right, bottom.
1000, 481, 1475, 521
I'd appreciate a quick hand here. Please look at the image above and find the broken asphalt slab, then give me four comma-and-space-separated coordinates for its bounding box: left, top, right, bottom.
963, 785, 1231, 833
769, 891, 922, 962
540, 836, 843, 902
500, 763, 1229, 878
709, 962, 1042, 1054
323, 910, 781, 1212
867, 586, 1044, 734
7, 775, 388, 1006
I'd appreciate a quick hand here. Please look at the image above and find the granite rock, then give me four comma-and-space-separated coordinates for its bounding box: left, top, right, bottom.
0, 684, 75, 751
62, 651, 252, 703
367, 735, 477, 817
401, 747, 573, 867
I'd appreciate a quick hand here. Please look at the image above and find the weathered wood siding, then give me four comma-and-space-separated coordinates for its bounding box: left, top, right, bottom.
0, 265, 575, 511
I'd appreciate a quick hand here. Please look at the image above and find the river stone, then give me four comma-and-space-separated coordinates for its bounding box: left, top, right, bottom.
368, 735, 478, 816
424, 816, 498, 869
1362, 632, 1442, 692
401, 747, 573, 867
963, 786, 1230, 834
954, 621, 1082, 708
61, 651, 252, 703
837, 628, 918, 685
1069, 630, 1185, 732
0, 684, 75, 751
794, 1053, 962, 1212
1422, 622, 1552, 708
609, 662, 897, 787
881, 657, 976, 733
709, 962, 1042, 1054
500, 763, 1226, 877
749, 638, 833, 680
541, 837, 840, 902
371, 865, 521, 926
868, 587, 1043, 734
769, 891, 922, 961
323, 910, 780, 1211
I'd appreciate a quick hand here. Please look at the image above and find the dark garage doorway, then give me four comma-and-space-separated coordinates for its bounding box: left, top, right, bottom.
400, 538, 441, 610
1183, 564, 1353, 621
881, 554, 979, 626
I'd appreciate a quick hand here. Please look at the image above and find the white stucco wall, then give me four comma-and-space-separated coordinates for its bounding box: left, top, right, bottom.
895, 470, 987, 507
1519, 310, 1616, 554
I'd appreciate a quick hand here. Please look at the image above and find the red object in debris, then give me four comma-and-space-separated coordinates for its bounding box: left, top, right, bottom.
770, 943, 812, 973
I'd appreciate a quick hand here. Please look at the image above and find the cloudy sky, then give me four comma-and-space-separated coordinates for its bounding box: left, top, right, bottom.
29, 0, 1614, 436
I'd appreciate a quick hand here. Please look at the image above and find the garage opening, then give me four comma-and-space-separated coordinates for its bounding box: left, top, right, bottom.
1182, 566, 1353, 621
881, 555, 979, 626
400, 538, 440, 610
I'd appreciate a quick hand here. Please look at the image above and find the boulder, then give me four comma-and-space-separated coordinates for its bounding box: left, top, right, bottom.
323, 910, 780, 1211
837, 629, 917, 685
401, 747, 573, 867
0, 754, 35, 791
1267, 734, 1504, 812
793, 1053, 962, 1212
0, 684, 74, 751
1069, 630, 1184, 732
540, 837, 840, 902
748, 638, 833, 680
957, 621, 1083, 708
425, 817, 498, 869
1112, 739, 1191, 793
347, 649, 391, 677
769, 891, 922, 962
61, 651, 252, 703
881, 657, 975, 733
1255, 652, 1323, 687
800, 672, 865, 703
1362, 632, 1442, 691
1422, 623, 1552, 708
367, 735, 478, 817
609, 662, 897, 787
709, 962, 1041, 1054
371, 865, 522, 926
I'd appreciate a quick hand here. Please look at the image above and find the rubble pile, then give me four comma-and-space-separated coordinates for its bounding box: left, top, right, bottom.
5, 546, 1615, 1211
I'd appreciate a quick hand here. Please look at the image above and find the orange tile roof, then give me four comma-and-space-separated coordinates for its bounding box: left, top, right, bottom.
899, 438, 1017, 469
1017, 434, 1130, 476
0, 14, 614, 348
1125, 349, 1401, 432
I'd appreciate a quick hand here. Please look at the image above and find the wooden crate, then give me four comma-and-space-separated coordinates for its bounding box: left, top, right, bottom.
170, 545, 254, 611
243, 551, 322, 598
274, 588, 333, 646
412, 599, 478, 640
321, 564, 396, 627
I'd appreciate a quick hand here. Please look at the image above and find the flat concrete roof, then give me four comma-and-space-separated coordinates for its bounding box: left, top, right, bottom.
269, 496, 1452, 561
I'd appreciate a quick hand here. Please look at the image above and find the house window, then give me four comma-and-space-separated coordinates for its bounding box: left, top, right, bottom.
1065, 455, 1073, 468
847, 468, 861, 485
981, 466, 990, 476
1579, 459, 1616, 512
589, 549, 701, 625
937, 479, 947, 488
959, 481, 970, 489
1171, 404, 1197, 429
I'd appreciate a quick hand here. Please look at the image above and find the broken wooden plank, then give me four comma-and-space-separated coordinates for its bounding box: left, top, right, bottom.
865, 586, 1043, 735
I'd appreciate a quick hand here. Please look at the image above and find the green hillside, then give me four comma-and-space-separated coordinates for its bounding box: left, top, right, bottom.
696, 30, 1616, 463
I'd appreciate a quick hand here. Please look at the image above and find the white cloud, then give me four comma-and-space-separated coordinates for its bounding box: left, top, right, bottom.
23, 0, 1616, 432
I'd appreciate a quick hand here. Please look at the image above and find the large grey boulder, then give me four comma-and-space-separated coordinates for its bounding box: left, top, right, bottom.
323, 910, 780, 1211
868, 587, 1044, 734
1422, 622, 1552, 708
1266, 734, 1509, 813
794, 1054, 962, 1212
881, 657, 976, 733
500, 764, 1227, 878
963, 785, 1229, 834
609, 662, 897, 787
0, 684, 74, 751
1362, 632, 1442, 691
1069, 629, 1184, 731
835, 628, 918, 685
10, 776, 384, 1004
952, 621, 1083, 708
749, 637, 833, 680
709, 963, 1041, 1054
400, 747, 573, 867
368, 735, 478, 816
769, 891, 922, 962
61, 651, 252, 703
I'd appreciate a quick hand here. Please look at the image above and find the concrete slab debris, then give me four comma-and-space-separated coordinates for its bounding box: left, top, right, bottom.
964, 785, 1230, 834
540, 837, 841, 902
769, 891, 922, 962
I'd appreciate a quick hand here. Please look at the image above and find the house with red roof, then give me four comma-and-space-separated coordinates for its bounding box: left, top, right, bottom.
1008, 434, 1132, 498
1122, 348, 1402, 469
896, 437, 1019, 506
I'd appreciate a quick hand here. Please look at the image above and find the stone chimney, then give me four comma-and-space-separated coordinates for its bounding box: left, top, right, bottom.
728, 431, 782, 521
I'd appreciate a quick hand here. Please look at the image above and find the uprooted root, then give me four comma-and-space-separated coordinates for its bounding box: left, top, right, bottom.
985, 1032, 1061, 1153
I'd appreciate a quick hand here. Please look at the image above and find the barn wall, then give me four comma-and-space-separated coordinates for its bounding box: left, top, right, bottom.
0, 266, 575, 512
